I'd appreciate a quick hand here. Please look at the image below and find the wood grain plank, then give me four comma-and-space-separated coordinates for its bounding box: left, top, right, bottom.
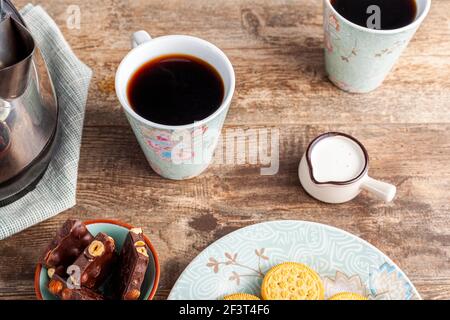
1, 124, 449, 299
13, 0, 450, 127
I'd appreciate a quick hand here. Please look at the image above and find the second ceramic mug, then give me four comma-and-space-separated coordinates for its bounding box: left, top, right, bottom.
324, 0, 431, 93
116, 32, 235, 180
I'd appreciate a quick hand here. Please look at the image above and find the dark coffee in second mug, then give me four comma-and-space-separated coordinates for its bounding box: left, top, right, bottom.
330, 0, 417, 30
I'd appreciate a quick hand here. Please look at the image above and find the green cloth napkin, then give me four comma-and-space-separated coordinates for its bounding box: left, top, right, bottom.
0, 4, 92, 239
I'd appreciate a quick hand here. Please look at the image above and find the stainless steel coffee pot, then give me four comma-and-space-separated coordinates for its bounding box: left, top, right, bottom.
0, 0, 59, 205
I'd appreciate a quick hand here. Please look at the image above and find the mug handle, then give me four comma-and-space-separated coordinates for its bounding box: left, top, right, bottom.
132, 31, 152, 48
361, 177, 397, 202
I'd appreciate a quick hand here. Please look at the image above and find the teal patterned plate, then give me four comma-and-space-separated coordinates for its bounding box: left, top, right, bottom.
169, 220, 420, 300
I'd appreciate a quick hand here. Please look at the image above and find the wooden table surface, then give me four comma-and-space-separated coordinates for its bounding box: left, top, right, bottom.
0, 0, 449, 300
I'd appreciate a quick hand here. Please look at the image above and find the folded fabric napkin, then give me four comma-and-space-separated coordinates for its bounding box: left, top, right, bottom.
0, 4, 92, 239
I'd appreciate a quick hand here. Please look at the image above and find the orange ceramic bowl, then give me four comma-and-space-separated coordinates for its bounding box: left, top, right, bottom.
34, 219, 160, 300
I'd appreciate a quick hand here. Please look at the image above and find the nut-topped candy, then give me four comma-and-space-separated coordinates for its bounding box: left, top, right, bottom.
116, 227, 150, 300
68, 232, 116, 290
47, 274, 67, 298
41, 220, 94, 277
47, 274, 105, 300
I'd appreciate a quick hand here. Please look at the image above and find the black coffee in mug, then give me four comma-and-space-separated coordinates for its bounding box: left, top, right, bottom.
330, 0, 417, 30
127, 54, 224, 126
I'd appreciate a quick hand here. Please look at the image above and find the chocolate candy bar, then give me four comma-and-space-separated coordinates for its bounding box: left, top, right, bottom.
61, 287, 105, 301
47, 274, 68, 298
48, 272, 105, 300
116, 228, 150, 300
69, 232, 116, 290
41, 219, 94, 276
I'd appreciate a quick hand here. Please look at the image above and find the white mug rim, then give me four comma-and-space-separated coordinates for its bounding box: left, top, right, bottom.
324, 0, 431, 35
115, 35, 236, 131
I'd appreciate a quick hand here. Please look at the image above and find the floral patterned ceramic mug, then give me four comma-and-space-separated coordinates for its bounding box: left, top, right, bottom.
116, 32, 235, 180
324, 0, 431, 93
